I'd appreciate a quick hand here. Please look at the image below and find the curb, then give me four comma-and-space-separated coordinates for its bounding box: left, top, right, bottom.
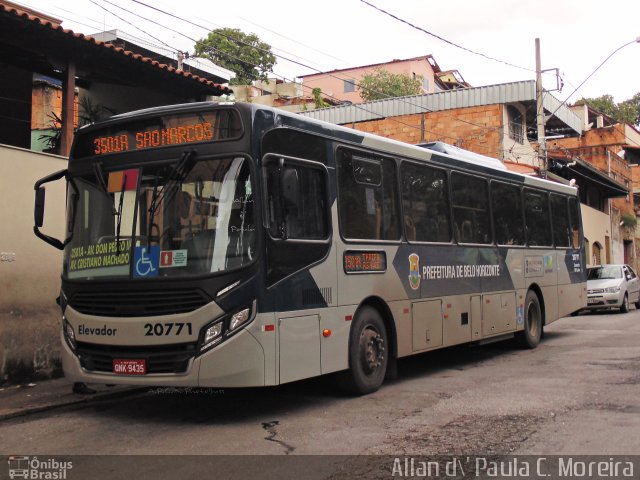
0, 385, 147, 421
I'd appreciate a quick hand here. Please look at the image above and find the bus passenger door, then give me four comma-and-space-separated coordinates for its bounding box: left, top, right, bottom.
262, 154, 333, 383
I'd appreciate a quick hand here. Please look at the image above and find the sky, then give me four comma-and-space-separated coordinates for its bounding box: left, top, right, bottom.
14, 0, 640, 104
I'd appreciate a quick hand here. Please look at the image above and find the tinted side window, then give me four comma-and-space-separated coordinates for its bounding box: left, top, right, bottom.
550, 194, 570, 247
569, 197, 581, 249
491, 182, 524, 245
401, 163, 450, 242
265, 161, 328, 240
525, 190, 552, 246
263, 155, 330, 286
337, 148, 400, 241
451, 173, 491, 244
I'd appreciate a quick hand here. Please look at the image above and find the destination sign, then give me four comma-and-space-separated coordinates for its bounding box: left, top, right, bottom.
343, 251, 387, 274
73, 109, 243, 159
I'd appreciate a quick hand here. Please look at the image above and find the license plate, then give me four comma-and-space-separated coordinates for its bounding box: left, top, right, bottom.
113, 359, 147, 375
587, 298, 599, 305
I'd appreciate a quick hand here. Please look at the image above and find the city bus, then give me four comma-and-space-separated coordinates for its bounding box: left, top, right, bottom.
33, 101, 587, 395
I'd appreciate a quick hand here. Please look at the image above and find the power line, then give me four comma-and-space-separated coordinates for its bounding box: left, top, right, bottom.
547, 39, 638, 121
33, 1, 549, 150
236, 15, 348, 66
358, 0, 534, 73
88, 0, 180, 53
126, 0, 503, 138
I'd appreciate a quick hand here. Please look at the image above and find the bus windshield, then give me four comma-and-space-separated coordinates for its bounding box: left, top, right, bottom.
64, 156, 256, 280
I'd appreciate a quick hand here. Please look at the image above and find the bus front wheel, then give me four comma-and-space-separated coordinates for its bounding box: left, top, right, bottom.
339, 306, 388, 395
516, 290, 542, 349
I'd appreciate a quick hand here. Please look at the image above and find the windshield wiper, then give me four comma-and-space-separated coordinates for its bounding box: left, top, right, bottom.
115, 172, 129, 255
93, 162, 116, 215
146, 150, 197, 245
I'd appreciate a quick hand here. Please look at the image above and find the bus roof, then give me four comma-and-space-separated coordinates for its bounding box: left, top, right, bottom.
75, 101, 578, 197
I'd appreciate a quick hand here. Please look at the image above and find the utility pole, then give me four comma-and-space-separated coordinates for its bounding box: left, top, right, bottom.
535, 38, 546, 177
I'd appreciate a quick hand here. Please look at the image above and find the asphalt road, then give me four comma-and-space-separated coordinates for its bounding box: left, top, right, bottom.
1, 308, 638, 478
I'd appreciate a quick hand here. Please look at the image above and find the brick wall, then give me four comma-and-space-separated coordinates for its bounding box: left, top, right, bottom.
550, 126, 634, 218
349, 104, 504, 158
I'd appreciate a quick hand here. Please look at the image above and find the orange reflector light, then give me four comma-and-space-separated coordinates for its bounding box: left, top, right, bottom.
322, 329, 332, 338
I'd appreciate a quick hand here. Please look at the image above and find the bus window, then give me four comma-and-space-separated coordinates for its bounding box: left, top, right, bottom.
524, 190, 552, 247
263, 155, 330, 285
401, 163, 450, 242
337, 148, 400, 241
550, 194, 571, 247
451, 172, 491, 244
491, 182, 524, 246
569, 197, 581, 248
264, 159, 328, 240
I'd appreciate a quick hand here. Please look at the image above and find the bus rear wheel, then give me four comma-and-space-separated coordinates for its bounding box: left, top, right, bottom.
516, 290, 542, 349
339, 306, 388, 395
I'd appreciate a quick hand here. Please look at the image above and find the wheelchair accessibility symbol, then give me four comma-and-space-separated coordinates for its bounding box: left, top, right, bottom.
134, 246, 160, 277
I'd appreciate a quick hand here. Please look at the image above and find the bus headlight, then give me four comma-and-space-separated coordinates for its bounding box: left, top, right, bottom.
201, 322, 224, 351
229, 308, 251, 332
63, 318, 76, 350
198, 304, 254, 354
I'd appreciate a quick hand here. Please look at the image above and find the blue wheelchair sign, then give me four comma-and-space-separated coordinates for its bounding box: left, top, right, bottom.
134, 246, 160, 278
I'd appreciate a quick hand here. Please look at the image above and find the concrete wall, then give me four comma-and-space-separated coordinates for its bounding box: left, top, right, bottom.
582, 204, 611, 266
0, 144, 67, 383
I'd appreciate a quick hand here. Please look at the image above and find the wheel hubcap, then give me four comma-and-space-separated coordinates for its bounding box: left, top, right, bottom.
360, 327, 385, 374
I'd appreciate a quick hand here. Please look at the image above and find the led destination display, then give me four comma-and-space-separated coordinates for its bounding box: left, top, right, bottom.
73, 109, 242, 158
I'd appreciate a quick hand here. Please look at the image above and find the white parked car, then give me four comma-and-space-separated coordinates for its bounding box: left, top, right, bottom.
584, 264, 640, 313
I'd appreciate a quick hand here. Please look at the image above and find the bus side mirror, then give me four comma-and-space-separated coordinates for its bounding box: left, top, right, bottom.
33, 169, 69, 250
34, 187, 46, 228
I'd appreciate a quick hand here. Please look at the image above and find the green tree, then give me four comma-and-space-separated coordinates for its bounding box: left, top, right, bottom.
194, 28, 276, 85
618, 92, 640, 126
574, 93, 639, 126
358, 68, 423, 102
312, 88, 330, 109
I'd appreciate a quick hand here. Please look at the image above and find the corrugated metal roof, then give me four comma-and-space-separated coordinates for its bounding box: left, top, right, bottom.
300, 80, 582, 134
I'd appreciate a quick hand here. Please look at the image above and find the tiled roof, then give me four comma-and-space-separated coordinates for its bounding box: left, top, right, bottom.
0, 2, 231, 95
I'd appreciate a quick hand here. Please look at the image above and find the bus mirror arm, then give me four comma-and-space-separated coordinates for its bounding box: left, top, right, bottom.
277, 158, 287, 240
33, 169, 70, 250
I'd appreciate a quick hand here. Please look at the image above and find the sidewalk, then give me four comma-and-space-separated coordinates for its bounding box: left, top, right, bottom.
0, 378, 143, 420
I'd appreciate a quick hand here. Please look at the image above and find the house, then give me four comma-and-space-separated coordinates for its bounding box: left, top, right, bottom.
299, 80, 631, 270
299, 54, 468, 105
548, 104, 640, 265
1, 0, 231, 156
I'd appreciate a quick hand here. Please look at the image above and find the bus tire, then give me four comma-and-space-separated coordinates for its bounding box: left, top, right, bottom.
338, 306, 388, 395
516, 290, 542, 349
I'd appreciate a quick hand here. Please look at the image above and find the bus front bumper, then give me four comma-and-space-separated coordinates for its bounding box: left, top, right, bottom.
61, 328, 266, 388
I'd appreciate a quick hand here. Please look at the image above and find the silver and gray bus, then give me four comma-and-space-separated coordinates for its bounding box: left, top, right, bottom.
34, 101, 587, 394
